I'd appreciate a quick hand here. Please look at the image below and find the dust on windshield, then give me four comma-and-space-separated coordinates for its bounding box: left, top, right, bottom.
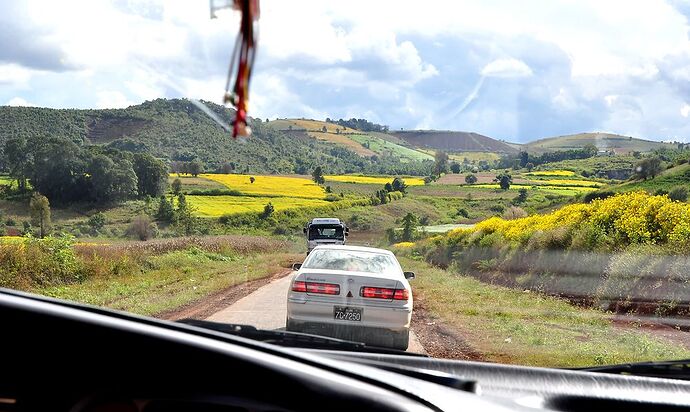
2, 0, 690, 368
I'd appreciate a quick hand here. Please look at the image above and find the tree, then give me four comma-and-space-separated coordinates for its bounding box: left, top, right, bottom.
495, 171, 512, 190
220, 162, 234, 174
450, 162, 461, 174
188, 160, 204, 177
322, 126, 327, 133
175, 193, 196, 235
391, 177, 407, 194
156, 196, 175, 222
250, 176, 256, 184
433, 151, 449, 175
401, 213, 418, 242
465, 174, 478, 184
171, 178, 182, 196
519, 151, 529, 167
29, 192, 51, 238
133, 153, 168, 197
525, 162, 534, 172
513, 188, 528, 204
31, 138, 89, 204
384, 182, 393, 192
4, 137, 30, 192
88, 153, 137, 203
261, 202, 275, 219
634, 156, 662, 180
312, 166, 325, 185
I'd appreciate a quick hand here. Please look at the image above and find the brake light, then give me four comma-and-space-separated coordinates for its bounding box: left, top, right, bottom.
360, 287, 409, 300
292, 281, 307, 292
292, 281, 340, 295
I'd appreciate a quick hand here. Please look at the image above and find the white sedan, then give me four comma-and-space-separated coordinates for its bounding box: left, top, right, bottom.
286, 245, 415, 350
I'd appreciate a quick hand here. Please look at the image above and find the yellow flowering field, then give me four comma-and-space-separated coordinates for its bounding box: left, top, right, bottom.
200, 174, 325, 199
325, 175, 426, 186
472, 183, 597, 195
187, 195, 330, 217
446, 192, 690, 248
523, 170, 576, 177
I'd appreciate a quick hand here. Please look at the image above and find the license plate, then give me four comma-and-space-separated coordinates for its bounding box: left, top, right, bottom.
333, 306, 362, 322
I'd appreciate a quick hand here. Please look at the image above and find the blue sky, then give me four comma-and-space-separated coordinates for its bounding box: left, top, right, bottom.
2, 0, 690, 143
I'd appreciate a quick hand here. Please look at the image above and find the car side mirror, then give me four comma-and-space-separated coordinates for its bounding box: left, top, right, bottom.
404, 271, 415, 280
292, 263, 302, 271
345, 228, 350, 237
302, 227, 307, 234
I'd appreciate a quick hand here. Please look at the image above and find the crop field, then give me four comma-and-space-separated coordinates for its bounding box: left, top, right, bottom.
448, 151, 502, 162
187, 195, 330, 217
325, 175, 426, 186
288, 119, 358, 134
309, 131, 376, 156
472, 183, 597, 195
525, 178, 603, 187
523, 170, 576, 177
200, 174, 325, 199
348, 134, 433, 161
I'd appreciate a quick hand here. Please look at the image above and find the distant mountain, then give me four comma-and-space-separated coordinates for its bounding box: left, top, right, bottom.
389, 130, 519, 153
0, 99, 433, 175
523, 132, 675, 154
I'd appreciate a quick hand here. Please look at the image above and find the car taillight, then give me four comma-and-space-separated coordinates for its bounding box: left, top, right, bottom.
360, 287, 409, 300
292, 281, 340, 295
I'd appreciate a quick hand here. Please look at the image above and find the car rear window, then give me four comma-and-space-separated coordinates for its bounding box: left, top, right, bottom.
303, 249, 399, 275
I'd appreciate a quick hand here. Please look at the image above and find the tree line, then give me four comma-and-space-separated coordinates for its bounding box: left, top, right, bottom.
4, 136, 168, 204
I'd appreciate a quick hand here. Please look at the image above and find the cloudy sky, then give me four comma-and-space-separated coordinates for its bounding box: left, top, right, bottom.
2, 0, 690, 143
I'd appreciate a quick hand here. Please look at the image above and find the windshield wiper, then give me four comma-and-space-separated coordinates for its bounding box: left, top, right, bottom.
177, 319, 425, 356
573, 358, 690, 380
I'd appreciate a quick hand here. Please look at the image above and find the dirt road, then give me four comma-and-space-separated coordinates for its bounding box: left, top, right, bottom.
206, 273, 427, 353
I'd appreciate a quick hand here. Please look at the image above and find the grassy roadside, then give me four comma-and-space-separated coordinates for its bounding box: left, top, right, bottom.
401, 257, 690, 367
39, 250, 301, 316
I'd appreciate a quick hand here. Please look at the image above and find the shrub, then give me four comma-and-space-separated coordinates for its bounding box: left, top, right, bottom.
87, 212, 107, 231
5, 218, 16, 226
502, 206, 527, 220
669, 186, 688, 202
583, 190, 615, 203
457, 208, 470, 219
489, 204, 505, 214
126, 215, 158, 241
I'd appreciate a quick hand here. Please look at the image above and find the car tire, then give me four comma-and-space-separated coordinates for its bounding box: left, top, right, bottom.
285, 317, 299, 333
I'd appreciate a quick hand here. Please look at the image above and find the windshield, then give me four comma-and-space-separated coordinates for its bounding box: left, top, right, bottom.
2, 0, 690, 369
308, 225, 344, 240
304, 249, 399, 275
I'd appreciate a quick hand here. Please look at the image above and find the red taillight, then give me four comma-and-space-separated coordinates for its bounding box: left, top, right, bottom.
292, 280, 340, 295
360, 286, 409, 300
292, 281, 307, 292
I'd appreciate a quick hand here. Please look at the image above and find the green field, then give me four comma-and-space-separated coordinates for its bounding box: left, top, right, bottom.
349, 134, 433, 161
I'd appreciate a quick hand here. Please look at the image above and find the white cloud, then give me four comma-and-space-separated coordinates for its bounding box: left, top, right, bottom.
6, 97, 34, 106
0, 64, 33, 85
682, 103, 690, 118
481, 58, 533, 78
96, 91, 133, 109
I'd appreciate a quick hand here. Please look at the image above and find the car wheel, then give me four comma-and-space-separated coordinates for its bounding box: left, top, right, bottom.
286, 317, 299, 333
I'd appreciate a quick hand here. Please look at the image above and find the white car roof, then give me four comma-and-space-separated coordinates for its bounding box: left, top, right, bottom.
310, 244, 395, 255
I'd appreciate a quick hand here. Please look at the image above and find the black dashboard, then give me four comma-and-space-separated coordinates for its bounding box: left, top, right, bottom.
2, 289, 690, 412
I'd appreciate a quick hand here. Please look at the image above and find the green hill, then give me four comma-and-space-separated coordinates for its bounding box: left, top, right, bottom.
0, 99, 432, 175
524, 132, 674, 154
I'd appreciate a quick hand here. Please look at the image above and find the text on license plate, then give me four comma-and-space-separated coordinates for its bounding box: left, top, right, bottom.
333, 306, 362, 322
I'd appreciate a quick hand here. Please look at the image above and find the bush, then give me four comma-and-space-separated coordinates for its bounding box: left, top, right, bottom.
126, 215, 158, 241
457, 208, 470, 219
583, 190, 615, 203
489, 204, 505, 214
0, 236, 81, 289
5, 218, 16, 226
669, 186, 688, 202
87, 212, 107, 231
502, 206, 527, 220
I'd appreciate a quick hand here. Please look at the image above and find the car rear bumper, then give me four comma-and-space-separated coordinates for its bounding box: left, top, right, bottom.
285, 318, 409, 349
287, 297, 412, 331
